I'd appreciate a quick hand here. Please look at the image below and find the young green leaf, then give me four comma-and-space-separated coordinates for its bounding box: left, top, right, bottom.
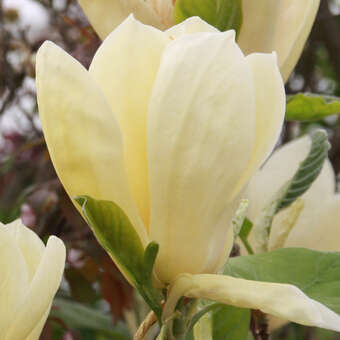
238, 218, 254, 255
223, 248, 340, 315
252, 130, 329, 252
276, 129, 330, 212
75, 196, 162, 322
286, 93, 340, 121
174, 0, 242, 35
75, 196, 145, 286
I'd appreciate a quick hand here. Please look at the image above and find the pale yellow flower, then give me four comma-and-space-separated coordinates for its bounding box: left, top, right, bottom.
36, 16, 340, 331
0, 219, 65, 340
36, 16, 285, 284
78, 0, 319, 81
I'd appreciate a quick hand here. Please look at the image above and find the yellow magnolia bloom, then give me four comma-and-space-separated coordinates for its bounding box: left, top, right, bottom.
0, 219, 65, 340
37, 16, 340, 331
245, 136, 340, 252
78, 0, 319, 81
36, 15, 285, 284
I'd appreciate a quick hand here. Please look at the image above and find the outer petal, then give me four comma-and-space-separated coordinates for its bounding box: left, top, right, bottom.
26, 308, 50, 340
275, 0, 320, 81
238, 0, 282, 55
164, 274, 340, 332
36, 41, 148, 245
285, 195, 340, 251
6, 220, 44, 281
232, 53, 285, 195
0, 224, 29, 336
245, 137, 335, 251
148, 31, 255, 283
89, 16, 169, 228
6, 236, 66, 340
166, 16, 218, 39
78, 0, 163, 39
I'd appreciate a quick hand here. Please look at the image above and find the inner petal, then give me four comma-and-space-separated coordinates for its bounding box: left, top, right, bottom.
89, 17, 170, 230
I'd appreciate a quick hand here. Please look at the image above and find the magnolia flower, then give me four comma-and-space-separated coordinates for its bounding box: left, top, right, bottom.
78, 0, 319, 81
0, 219, 65, 340
36, 15, 340, 331
37, 15, 284, 283
245, 136, 340, 253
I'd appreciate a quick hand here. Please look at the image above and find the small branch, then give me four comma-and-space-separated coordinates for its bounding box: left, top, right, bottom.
250, 310, 269, 340
134, 310, 158, 340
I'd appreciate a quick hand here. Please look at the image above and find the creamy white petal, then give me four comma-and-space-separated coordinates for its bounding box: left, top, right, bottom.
245, 136, 335, 251
0, 225, 29, 336
166, 16, 218, 39
238, 0, 282, 55
6, 220, 44, 282
148, 31, 255, 283
25, 307, 50, 340
275, 0, 320, 81
232, 53, 285, 196
78, 0, 163, 39
6, 236, 65, 340
285, 194, 340, 251
89, 16, 169, 229
164, 274, 340, 332
36, 41, 148, 245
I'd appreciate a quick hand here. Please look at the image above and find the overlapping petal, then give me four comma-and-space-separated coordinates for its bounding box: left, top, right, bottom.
89, 16, 169, 228
36, 41, 148, 245
78, 0, 163, 39
0, 224, 29, 336
5, 219, 45, 281
276, 0, 320, 81
238, 0, 282, 55
5, 236, 65, 340
164, 274, 340, 332
166, 16, 218, 38
231, 52, 285, 196
147, 30, 256, 283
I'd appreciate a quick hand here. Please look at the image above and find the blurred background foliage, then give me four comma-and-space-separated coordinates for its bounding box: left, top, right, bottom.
1, 0, 340, 339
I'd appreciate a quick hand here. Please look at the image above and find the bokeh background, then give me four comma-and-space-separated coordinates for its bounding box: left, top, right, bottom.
1, 0, 340, 339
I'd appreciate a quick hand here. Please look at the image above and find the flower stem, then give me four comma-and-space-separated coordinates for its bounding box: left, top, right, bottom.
133, 310, 158, 340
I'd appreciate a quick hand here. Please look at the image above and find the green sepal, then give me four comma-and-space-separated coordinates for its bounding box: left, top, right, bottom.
224, 248, 340, 314
286, 93, 340, 121
75, 196, 162, 322
174, 0, 242, 35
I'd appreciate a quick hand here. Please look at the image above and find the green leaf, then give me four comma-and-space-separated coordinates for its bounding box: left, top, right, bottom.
276, 129, 330, 212
238, 218, 254, 255
188, 303, 250, 340
223, 248, 340, 314
286, 93, 340, 121
174, 0, 242, 35
75, 196, 162, 322
212, 305, 251, 340
51, 298, 130, 339
251, 130, 329, 252
75, 196, 145, 286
